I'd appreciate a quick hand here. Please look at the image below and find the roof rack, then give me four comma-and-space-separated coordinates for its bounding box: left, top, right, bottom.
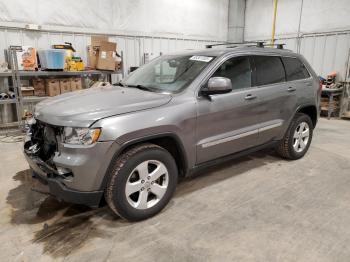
206, 41, 286, 49
205, 42, 246, 48
256, 41, 265, 48
275, 43, 286, 49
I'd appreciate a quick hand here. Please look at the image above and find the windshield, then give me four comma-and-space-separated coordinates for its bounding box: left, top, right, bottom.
123, 54, 215, 93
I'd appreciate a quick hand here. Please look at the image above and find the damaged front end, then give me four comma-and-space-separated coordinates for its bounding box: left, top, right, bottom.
23, 118, 105, 207
24, 119, 66, 180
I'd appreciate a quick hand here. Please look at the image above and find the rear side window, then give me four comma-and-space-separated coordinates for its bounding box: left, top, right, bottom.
253, 56, 285, 86
212, 56, 252, 90
281, 57, 310, 81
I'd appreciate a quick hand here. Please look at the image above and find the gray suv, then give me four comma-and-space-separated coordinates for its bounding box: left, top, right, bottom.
24, 46, 320, 221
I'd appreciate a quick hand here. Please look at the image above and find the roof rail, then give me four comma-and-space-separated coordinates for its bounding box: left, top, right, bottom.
205, 42, 246, 48
256, 41, 265, 47
206, 41, 265, 49
263, 43, 286, 49
206, 41, 286, 49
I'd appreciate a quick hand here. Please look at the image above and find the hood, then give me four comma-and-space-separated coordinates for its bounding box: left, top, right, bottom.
34, 86, 172, 127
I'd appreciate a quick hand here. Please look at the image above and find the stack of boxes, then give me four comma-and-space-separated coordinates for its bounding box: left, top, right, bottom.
45, 79, 60, 96
88, 36, 120, 71
33, 79, 46, 96
23, 78, 83, 97
15, 36, 118, 99
71, 78, 83, 91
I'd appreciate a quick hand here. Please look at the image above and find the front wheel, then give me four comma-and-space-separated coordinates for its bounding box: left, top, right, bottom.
105, 143, 178, 221
276, 113, 313, 160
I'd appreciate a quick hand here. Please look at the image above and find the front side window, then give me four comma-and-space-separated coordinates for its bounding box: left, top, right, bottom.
282, 57, 310, 81
211, 56, 252, 90
123, 55, 215, 93
253, 56, 285, 86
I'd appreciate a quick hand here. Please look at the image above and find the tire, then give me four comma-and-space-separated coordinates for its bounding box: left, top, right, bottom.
105, 143, 178, 221
276, 113, 313, 160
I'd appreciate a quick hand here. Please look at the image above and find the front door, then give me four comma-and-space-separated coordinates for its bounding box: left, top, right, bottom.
196, 56, 264, 164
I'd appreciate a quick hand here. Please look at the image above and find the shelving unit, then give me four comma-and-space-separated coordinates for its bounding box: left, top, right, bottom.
0, 48, 124, 132
0, 99, 16, 105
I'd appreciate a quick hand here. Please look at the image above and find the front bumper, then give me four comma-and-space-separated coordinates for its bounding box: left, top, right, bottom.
25, 153, 104, 207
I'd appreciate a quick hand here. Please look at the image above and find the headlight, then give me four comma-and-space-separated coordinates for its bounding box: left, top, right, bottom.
63, 127, 101, 145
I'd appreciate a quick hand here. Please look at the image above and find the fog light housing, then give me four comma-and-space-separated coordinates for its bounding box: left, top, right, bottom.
57, 167, 72, 176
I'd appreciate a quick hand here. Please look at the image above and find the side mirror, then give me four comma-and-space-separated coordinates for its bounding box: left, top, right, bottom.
201, 77, 232, 96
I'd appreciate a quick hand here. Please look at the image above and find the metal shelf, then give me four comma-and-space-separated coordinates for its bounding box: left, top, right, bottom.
0, 49, 125, 129
0, 70, 122, 78
22, 96, 49, 103
0, 121, 21, 129
18, 70, 122, 77
0, 71, 13, 77
0, 99, 16, 105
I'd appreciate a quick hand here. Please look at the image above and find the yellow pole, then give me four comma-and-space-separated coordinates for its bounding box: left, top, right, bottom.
271, 0, 278, 46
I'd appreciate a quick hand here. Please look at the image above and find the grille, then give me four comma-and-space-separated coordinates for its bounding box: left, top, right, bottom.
25, 120, 62, 162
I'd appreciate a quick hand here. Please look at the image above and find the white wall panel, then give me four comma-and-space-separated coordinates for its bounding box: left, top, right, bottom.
228, 0, 245, 42
334, 34, 350, 79
245, 0, 350, 41
168, 39, 177, 53
299, 36, 315, 65
0, 0, 229, 41
286, 32, 350, 80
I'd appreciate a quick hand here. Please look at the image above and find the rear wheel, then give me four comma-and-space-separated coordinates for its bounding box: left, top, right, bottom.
276, 113, 313, 160
105, 143, 178, 221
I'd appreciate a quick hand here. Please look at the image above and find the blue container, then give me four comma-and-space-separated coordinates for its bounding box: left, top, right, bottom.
38, 49, 65, 70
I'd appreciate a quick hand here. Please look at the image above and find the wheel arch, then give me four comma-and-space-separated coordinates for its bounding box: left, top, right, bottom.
296, 105, 318, 128
100, 133, 188, 191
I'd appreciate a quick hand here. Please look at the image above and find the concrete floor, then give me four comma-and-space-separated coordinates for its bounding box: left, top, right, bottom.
1, 118, 350, 261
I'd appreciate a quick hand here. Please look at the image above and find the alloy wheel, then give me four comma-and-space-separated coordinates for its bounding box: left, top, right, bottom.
292, 121, 310, 153
125, 160, 169, 209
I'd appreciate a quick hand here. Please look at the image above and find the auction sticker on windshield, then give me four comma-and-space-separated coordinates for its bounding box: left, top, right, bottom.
189, 56, 213, 63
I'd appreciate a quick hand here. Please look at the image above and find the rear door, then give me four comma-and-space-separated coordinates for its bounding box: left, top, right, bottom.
281, 56, 313, 107
251, 55, 294, 144
196, 55, 262, 164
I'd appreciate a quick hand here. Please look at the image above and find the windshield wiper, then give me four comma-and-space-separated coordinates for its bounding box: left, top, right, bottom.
127, 84, 156, 92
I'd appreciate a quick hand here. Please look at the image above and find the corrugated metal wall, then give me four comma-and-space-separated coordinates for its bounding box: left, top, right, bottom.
0, 28, 217, 77
2, 28, 349, 81
270, 30, 350, 81
299, 31, 350, 81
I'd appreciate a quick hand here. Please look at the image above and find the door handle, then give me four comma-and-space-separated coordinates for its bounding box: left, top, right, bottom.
244, 94, 257, 100
287, 87, 296, 92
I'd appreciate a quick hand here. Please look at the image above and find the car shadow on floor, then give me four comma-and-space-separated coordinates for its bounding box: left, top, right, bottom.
6, 148, 280, 258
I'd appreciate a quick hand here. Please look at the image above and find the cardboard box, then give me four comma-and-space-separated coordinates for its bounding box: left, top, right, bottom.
91, 36, 108, 47
45, 79, 60, 97
21, 86, 34, 97
96, 41, 117, 71
70, 78, 83, 91
13, 46, 38, 71
33, 79, 46, 96
88, 36, 109, 69
87, 46, 99, 69
59, 79, 71, 94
